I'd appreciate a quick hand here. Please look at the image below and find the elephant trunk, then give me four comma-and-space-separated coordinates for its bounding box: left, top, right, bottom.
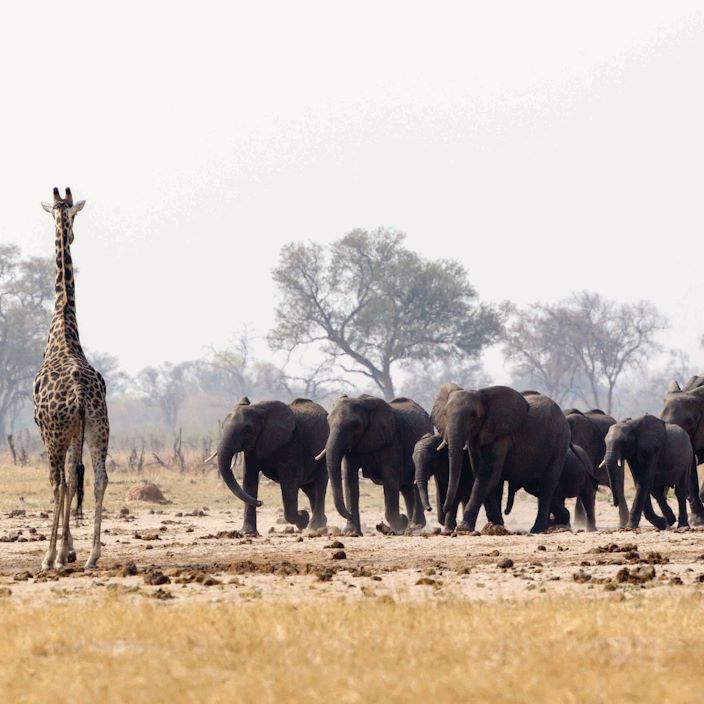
443, 424, 466, 514
603, 445, 622, 508
325, 433, 353, 521
414, 456, 433, 512
217, 438, 261, 507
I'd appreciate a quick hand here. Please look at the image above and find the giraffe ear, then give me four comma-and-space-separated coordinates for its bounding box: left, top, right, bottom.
41, 202, 53, 214
70, 200, 86, 215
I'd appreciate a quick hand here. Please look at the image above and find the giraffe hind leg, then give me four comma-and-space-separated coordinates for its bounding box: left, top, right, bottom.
57, 438, 81, 566
85, 431, 109, 569
42, 450, 66, 571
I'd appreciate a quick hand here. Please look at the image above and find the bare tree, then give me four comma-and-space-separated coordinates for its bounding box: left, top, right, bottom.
269, 228, 500, 400
135, 362, 194, 430
504, 292, 667, 413
0, 245, 54, 444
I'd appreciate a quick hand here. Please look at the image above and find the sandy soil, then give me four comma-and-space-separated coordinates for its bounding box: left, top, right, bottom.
1, 467, 703, 606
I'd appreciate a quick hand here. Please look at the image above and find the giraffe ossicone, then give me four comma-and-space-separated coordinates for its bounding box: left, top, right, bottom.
33, 187, 110, 570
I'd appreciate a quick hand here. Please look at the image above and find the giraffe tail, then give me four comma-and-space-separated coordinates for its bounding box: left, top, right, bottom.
75, 408, 86, 524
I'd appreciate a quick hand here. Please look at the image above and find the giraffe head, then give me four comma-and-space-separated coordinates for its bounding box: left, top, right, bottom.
41, 187, 85, 243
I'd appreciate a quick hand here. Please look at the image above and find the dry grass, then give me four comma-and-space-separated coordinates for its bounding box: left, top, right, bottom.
0, 594, 701, 704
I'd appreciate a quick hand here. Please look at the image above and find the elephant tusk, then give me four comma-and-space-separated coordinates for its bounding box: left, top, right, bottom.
204, 451, 218, 465
598, 460, 606, 470
436, 438, 447, 451
315, 448, 326, 461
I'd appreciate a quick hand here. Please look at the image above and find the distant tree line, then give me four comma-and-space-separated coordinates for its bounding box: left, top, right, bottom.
0, 233, 698, 449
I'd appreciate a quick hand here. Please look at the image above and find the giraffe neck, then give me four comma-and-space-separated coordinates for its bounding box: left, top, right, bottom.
44, 210, 85, 359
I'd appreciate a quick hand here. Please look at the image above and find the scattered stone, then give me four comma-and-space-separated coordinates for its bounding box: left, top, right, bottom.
124, 481, 169, 504
616, 566, 656, 584
122, 561, 138, 577
325, 540, 345, 549
590, 543, 638, 554
315, 568, 334, 582
497, 558, 514, 569
152, 588, 174, 600
7, 509, 26, 517
416, 577, 440, 587
481, 523, 512, 536
143, 571, 170, 586
488, 550, 501, 557
670, 576, 684, 586
13, 571, 33, 582
376, 523, 395, 535
119, 507, 130, 516
537, 545, 547, 551
573, 569, 592, 583
0, 587, 12, 597
331, 550, 347, 560
133, 530, 160, 541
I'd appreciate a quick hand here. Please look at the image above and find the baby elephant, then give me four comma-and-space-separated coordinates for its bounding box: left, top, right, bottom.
603, 415, 694, 529
504, 444, 598, 531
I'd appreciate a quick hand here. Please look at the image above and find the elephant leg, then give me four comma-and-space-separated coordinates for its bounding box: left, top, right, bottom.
304, 473, 328, 531
458, 444, 507, 532
689, 457, 704, 525
483, 482, 504, 526
400, 484, 415, 522
642, 494, 668, 530
280, 480, 309, 531
580, 486, 597, 532
343, 460, 362, 535
530, 454, 563, 534
550, 498, 570, 526
674, 480, 690, 528
383, 482, 408, 535
652, 486, 676, 527
627, 466, 655, 530
573, 498, 586, 529
240, 462, 259, 535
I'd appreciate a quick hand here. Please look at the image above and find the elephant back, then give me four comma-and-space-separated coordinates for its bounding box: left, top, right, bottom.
289, 398, 329, 457
390, 397, 433, 448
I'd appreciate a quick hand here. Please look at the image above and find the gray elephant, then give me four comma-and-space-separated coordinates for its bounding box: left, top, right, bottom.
563, 408, 621, 525
603, 415, 693, 529
435, 384, 570, 534
661, 376, 704, 523
548, 444, 598, 531
322, 395, 432, 535
412, 432, 473, 533
217, 397, 329, 534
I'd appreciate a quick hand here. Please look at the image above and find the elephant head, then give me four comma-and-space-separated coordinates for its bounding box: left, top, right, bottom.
325, 395, 396, 521
661, 385, 704, 451
440, 385, 529, 514
603, 415, 667, 511
413, 433, 443, 512
217, 397, 296, 506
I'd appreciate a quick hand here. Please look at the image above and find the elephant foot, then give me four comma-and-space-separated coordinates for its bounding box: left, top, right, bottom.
455, 521, 476, 534
343, 521, 361, 537
308, 514, 327, 532
648, 518, 668, 531
294, 510, 310, 531
529, 522, 549, 534
690, 512, 704, 527
241, 526, 260, 537
678, 519, 690, 529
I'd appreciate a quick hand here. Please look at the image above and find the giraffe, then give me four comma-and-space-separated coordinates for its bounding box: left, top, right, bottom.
33, 187, 109, 570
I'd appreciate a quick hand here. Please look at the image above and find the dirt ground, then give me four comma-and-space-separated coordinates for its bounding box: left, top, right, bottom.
2, 463, 704, 606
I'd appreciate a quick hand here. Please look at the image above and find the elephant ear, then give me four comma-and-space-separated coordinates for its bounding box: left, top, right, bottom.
356, 396, 396, 453
666, 380, 682, 395
635, 414, 667, 460
256, 401, 296, 458
479, 386, 530, 444
431, 382, 463, 435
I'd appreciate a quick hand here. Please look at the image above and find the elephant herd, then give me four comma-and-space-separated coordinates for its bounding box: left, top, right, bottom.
213, 375, 704, 536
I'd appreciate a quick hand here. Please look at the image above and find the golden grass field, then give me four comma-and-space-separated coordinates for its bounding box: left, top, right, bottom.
2, 456, 704, 703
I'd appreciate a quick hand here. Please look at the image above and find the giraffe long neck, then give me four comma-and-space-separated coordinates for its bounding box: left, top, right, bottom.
44, 210, 85, 359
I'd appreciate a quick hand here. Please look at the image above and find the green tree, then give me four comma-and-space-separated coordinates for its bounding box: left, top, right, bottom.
269, 228, 500, 400
0, 244, 54, 443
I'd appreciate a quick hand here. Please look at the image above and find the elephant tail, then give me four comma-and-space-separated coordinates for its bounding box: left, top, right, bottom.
504, 483, 517, 515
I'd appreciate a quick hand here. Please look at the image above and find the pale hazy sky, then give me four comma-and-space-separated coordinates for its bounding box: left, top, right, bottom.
1, 2, 702, 381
